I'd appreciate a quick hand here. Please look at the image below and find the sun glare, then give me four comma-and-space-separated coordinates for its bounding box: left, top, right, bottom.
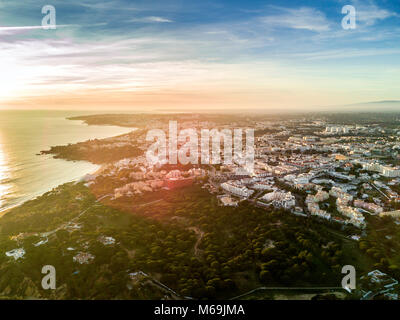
0, 140, 11, 209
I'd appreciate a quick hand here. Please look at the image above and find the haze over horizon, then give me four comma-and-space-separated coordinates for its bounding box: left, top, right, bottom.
1, 0, 400, 111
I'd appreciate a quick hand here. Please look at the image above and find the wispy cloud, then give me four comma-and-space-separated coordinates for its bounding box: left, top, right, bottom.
1, 0, 400, 109
79, 1, 137, 10
128, 16, 173, 23
260, 7, 331, 32
0, 26, 47, 31
0, 23, 107, 36
0, 25, 73, 35
290, 48, 400, 60
356, 3, 399, 26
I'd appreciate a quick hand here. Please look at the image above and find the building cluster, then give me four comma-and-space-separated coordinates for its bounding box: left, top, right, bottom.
261, 163, 298, 176
360, 270, 399, 300
218, 195, 239, 207
324, 126, 350, 134
330, 187, 365, 228
114, 180, 165, 198
108, 160, 206, 199
354, 199, 383, 215
73, 252, 95, 264
220, 181, 254, 198
306, 191, 331, 220
83, 117, 400, 235
260, 191, 296, 209
360, 161, 400, 178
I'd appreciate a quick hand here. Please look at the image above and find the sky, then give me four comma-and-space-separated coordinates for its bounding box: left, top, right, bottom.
0, 0, 400, 111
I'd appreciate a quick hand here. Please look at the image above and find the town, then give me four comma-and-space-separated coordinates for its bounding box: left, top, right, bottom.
2, 112, 400, 300
82, 114, 400, 231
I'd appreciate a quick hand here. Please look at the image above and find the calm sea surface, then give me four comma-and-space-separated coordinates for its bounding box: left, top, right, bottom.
0, 110, 133, 212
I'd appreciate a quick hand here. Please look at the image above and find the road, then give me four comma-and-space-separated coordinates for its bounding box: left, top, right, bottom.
40, 194, 112, 237
188, 227, 204, 257
230, 286, 346, 300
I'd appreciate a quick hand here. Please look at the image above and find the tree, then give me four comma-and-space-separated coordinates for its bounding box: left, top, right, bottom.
259, 270, 271, 283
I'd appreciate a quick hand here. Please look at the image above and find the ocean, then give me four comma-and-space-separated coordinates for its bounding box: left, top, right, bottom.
0, 110, 133, 213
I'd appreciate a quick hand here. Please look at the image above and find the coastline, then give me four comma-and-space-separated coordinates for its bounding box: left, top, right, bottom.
0, 162, 102, 218
0, 116, 134, 218
0, 206, 14, 217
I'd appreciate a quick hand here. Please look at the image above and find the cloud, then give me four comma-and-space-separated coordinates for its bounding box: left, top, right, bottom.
356, 3, 399, 26
0, 24, 73, 35
260, 7, 330, 32
1, 1, 400, 109
0, 36, 244, 101
290, 48, 400, 60
128, 16, 173, 23
79, 1, 137, 10
0, 26, 47, 31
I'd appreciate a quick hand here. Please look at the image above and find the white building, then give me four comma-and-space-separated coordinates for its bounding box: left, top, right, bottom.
325, 126, 349, 134
354, 199, 383, 215
220, 182, 254, 198
6, 248, 25, 260
219, 195, 239, 207
260, 191, 296, 209
98, 235, 116, 246
362, 162, 400, 178
73, 252, 95, 264
381, 166, 400, 178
